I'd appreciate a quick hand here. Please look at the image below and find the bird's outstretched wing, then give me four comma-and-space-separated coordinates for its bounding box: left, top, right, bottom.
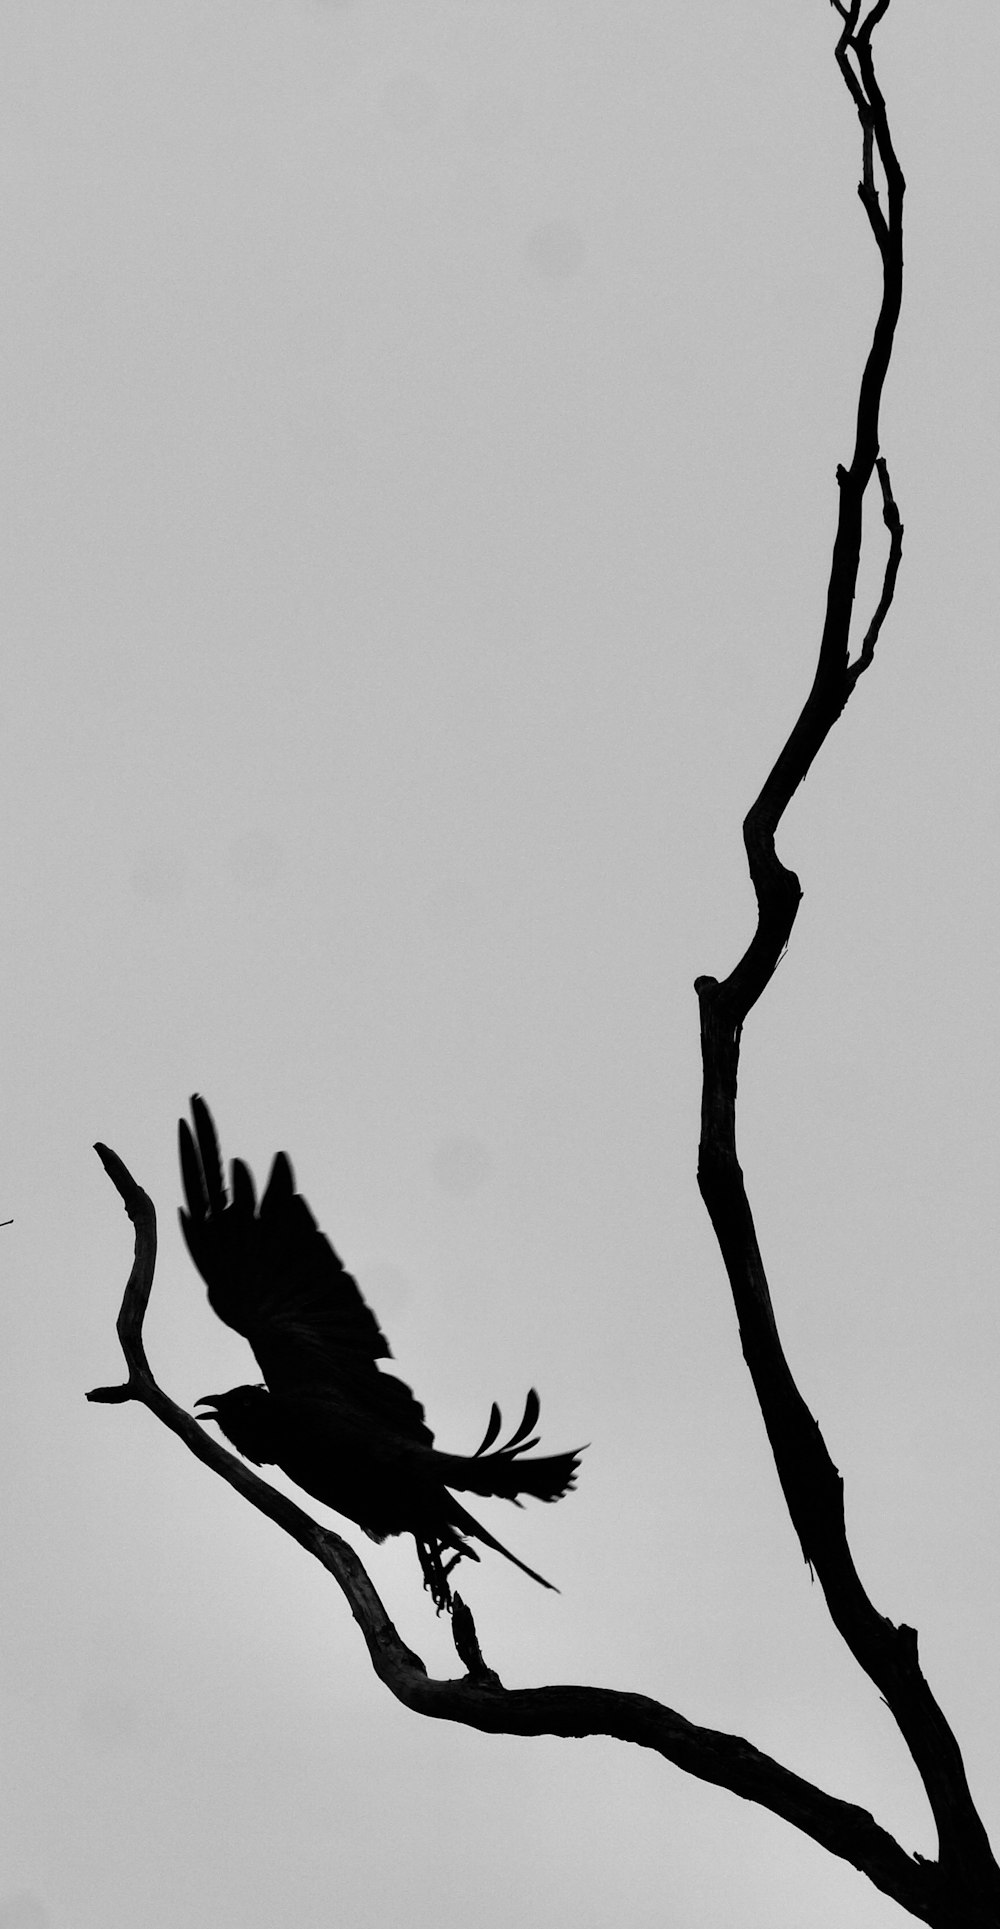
179, 1094, 433, 1444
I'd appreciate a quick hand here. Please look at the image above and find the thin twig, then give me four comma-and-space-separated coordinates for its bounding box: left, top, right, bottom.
849, 455, 904, 683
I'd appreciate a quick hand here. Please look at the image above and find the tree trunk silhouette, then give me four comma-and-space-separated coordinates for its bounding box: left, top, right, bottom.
88, 5, 1000, 1922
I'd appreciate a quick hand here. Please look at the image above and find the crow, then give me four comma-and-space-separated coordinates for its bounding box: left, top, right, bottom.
179, 1096, 581, 1610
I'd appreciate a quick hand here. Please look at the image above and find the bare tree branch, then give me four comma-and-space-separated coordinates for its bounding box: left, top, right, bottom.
696, 7, 1000, 1921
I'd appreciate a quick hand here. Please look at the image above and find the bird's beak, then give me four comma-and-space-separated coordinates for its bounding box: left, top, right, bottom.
195, 1394, 221, 1416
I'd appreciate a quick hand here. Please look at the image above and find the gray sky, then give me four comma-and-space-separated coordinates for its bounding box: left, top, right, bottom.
2, 3, 999, 1925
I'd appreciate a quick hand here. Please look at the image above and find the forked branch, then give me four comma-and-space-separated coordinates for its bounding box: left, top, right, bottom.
696, 5, 1000, 1921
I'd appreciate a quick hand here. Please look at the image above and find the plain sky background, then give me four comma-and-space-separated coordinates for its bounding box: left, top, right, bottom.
2, 2, 999, 1925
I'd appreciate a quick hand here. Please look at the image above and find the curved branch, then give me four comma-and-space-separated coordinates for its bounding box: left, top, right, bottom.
697, 8, 1000, 1919
89, 1143, 932, 1923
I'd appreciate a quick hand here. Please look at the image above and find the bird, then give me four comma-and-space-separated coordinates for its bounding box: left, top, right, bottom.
178, 1095, 582, 1611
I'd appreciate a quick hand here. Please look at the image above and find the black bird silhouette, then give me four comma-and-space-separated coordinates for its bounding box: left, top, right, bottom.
179, 1096, 581, 1610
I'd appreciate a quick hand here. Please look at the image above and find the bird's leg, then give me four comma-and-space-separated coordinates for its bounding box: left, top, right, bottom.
415, 1535, 480, 1614
415, 1537, 454, 1612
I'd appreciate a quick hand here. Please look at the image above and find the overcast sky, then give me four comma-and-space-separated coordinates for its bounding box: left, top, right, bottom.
2, 3, 999, 1925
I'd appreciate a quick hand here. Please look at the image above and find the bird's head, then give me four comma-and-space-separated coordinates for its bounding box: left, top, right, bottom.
195, 1385, 274, 1464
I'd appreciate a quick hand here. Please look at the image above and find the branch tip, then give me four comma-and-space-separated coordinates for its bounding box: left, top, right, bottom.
451, 1595, 503, 1686
86, 1382, 137, 1404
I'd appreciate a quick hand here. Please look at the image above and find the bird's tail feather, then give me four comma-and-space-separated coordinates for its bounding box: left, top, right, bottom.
440, 1445, 581, 1503
436, 1388, 582, 1502
445, 1497, 559, 1592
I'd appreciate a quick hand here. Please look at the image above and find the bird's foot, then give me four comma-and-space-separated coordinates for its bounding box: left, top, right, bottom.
415, 1535, 480, 1614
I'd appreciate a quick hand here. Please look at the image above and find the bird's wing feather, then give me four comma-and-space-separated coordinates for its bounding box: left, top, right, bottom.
179, 1095, 433, 1444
